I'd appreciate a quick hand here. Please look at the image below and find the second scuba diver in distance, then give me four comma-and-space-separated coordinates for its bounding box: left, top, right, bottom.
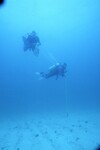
22, 31, 41, 56
36, 62, 67, 80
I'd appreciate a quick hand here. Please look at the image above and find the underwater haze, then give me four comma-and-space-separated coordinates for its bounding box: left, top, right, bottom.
0, 1, 100, 150
0, 0, 100, 115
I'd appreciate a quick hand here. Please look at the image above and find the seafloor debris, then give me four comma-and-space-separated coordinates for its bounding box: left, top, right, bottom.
35, 134, 39, 137
84, 121, 88, 124
70, 129, 73, 132
75, 137, 80, 141
1, 146, 8, 150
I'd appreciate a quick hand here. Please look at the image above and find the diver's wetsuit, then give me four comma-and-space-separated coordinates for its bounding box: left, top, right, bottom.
22, 33, 41, 53
41, 64, 67, 79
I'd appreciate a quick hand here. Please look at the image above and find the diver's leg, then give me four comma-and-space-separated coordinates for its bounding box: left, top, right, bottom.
31, 43, 35, 52
34, 47, 40, 56
32, 44, 40, 56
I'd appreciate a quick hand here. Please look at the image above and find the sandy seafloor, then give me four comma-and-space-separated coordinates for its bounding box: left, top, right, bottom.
0, 110, 100, 150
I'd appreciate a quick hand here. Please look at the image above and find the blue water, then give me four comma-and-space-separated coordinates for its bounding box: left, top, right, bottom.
0, 0, 100, 116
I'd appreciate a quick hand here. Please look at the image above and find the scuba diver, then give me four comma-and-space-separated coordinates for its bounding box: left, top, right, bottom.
36, 62, 67, 80
22, 31, 41, 56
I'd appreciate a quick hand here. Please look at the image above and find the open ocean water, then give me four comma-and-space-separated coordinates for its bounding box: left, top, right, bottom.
0, 0, 100, 150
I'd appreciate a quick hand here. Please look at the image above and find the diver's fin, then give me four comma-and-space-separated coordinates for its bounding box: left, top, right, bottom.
35, 72, 45, 80
38, 77, 44, 80
35, 72, 41, 75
